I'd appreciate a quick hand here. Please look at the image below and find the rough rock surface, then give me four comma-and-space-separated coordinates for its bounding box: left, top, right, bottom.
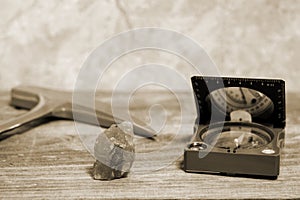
92, 121, 135, 180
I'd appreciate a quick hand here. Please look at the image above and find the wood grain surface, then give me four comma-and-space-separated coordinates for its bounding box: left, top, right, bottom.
0, 91, 299, 199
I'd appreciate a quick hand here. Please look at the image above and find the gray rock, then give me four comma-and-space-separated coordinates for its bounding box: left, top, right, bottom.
92, 121, 135, 180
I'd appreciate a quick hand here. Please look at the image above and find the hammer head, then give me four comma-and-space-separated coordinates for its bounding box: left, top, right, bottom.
11, 85, 71, 110
9, 85, 156, 138
10, 85, 117, 125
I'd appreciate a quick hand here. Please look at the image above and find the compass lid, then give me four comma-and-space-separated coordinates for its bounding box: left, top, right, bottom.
191, 76, 285, 128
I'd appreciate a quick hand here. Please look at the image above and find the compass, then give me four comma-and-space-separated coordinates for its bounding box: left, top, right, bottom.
184, 76, 285, 178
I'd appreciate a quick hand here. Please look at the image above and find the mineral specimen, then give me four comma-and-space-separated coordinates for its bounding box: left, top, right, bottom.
92, 121, 135, 180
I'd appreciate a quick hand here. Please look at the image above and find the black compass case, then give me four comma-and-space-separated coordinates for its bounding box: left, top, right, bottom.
184, 76, 286, 179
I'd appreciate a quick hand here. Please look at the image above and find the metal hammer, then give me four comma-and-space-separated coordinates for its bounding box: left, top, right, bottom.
0, 86, 155, 140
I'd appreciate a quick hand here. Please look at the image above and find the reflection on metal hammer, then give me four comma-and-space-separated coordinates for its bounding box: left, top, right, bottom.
0, 86, 155, 140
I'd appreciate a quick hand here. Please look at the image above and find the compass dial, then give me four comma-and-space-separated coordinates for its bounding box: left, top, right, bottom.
209, 87, 274, 118
200, 122, 272, 151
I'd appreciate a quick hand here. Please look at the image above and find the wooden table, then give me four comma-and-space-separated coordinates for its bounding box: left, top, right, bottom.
0, 91, 299, 199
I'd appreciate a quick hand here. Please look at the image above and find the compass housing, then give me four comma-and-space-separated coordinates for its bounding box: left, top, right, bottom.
184, 76, 285, 179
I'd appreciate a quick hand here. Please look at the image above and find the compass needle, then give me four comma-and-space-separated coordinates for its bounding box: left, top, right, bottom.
237, 132, 245, 146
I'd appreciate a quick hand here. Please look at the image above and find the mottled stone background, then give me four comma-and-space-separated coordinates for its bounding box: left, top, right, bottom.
0, 0, 299, 92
